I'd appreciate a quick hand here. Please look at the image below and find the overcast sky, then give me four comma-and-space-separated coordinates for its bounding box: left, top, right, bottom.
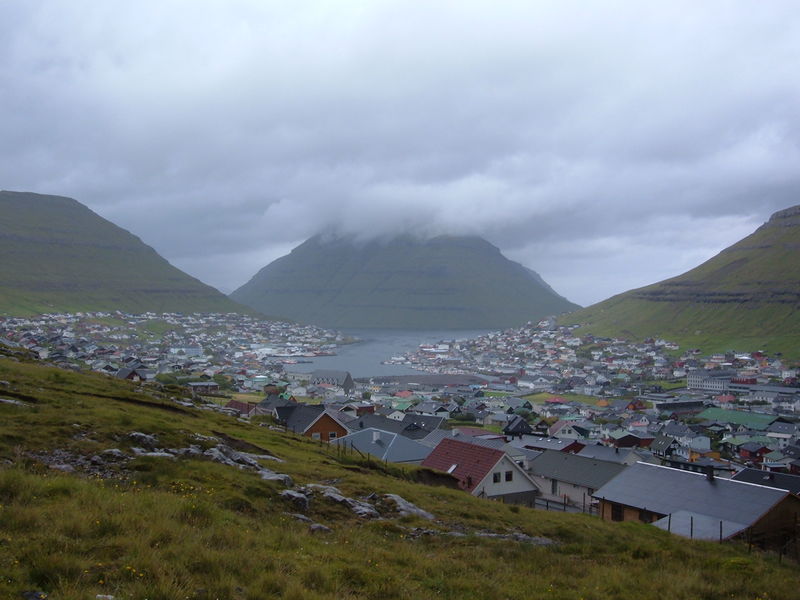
2, 1, 799, 306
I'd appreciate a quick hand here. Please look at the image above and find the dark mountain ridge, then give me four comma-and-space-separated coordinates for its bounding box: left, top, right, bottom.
0, 190, 245, 315
561, 204, 800, 355
231, 233, 579, 329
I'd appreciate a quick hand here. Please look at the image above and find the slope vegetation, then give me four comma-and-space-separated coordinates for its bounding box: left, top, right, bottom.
232, 234, 579, 329
563, 205, 800, 355
0, 191, 245, 315
0, 348, 797, 599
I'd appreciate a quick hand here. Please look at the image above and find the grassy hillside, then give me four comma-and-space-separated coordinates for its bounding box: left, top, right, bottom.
0, 191, 246, 316
562, 205, 800, 356
232, 234, 579, 329
0, 350, 797, 599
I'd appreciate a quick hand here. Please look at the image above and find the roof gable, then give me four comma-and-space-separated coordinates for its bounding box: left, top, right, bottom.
529, 450, 626, 489
421, 438, 504, 493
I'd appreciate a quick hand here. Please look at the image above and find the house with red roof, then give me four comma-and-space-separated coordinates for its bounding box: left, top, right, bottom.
421, 438, 540, 504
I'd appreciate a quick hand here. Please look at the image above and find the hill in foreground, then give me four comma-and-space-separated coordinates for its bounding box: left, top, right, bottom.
0, 348, 797, 599
231, 234, 579, 329
0, 190, 246, 316
562, 205, 800, 356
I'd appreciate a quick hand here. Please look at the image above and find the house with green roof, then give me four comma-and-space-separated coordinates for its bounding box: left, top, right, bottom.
696, 407, 776, 431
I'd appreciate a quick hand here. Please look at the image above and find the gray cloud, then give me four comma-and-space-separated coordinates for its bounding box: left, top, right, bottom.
1, 1, 799, 305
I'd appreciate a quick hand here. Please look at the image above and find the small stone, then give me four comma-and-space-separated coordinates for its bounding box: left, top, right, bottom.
129, 432, 158, 449
383, 493, 434, 520
286, 512, 313, 523
303, 483, 342, 495
48, 463, 75, 472
280, 490, 309, 511
309, 523, 332, 534
101, 448, 127, 461
259, 470, 293, 487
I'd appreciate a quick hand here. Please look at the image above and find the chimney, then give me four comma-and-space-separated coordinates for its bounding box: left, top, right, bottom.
705, 465, 715, 482
372, 430, 381, 443
452, 428, 460, 437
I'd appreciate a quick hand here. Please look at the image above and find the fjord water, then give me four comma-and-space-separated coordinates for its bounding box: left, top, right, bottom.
286, 328, 492, 378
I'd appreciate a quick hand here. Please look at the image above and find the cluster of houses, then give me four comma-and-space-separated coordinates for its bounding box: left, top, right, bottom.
0, 311, 352, 388
226, 362, 800, 549
4, 312, 800, 548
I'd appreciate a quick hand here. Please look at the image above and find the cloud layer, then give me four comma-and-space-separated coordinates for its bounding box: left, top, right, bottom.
1, 1, 799, 305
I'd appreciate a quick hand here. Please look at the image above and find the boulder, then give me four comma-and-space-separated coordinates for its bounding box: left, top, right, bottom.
280, 490, 309, 511
383, 494, 434, 520
128, 432, 158, 449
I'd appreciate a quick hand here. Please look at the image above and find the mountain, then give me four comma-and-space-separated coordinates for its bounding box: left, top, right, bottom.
0, 190, 245, 315
562, 205, 800, 354
231, 234, 579, 329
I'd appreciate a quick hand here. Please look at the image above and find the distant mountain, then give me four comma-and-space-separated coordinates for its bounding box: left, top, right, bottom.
562, 205, 800, 355
231, 234, 579, 329
0, 190, 246, 315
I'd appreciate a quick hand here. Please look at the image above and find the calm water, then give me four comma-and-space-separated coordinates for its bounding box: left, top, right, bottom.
286, 328, 492, 378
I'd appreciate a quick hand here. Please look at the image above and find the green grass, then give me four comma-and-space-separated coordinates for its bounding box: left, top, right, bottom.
522, 392, 604, 406
0, 353, 798, 598
560, 208, 800, 359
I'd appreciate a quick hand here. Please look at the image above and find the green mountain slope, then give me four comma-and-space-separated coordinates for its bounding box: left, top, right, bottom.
0, 349, 796, 599
0, 190, 245, 315
562, 205, 800, 355
231, 234, 579, 329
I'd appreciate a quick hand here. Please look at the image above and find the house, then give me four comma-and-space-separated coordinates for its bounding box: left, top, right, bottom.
411, 401, 450, 419
347, 413, 445, 441
254, 393, 296, 416
593, 462, 800, 547
510, 436, 585, 454
224, 399, 257, 418
503, 415, 533, 438
276, 404, 352, 442
649, 435, 680, 458
527, 450, 627, 508
765, 421, 798, 449
731, 468, 800, 496
696, 407, 776, 432
309, 370, 355, 395
577, 444, 657, 466
332, 428, 431, 464
421, 438, 540, 505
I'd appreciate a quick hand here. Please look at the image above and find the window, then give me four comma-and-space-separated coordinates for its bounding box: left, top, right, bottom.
611, 504, 624, 522
639, 509, 651, 523
328, 431, 337, 440
311, 432, 321, 440
551, 479, 558, 495
505, 471, 513, 482
493, 472, 501, 483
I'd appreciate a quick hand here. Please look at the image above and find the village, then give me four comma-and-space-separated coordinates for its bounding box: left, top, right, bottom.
2, 311, 800, 549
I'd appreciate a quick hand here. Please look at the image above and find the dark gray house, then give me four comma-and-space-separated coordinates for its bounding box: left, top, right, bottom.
594, 462, 800, 547
309, 370, 355, 395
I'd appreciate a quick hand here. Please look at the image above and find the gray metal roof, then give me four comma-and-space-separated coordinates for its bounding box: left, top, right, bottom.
332, 428, 431, 463
593, 462, 790, 526
528, 450, 627, 489
652, 511, 748, 541
731, 468, 800, 495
